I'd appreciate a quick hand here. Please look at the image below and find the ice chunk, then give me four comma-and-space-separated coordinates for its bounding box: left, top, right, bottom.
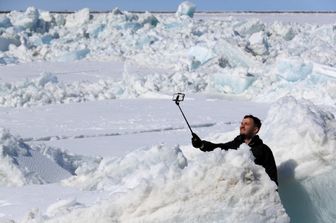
54, 14, 65, 26
0, 15, 11, 28
39, 11, 53, 23
65, 8, 91, 28
313, 62, 336, 79
115, 22, 142, 31
139, 12, 159, 27
233, 18, 265, 37
163, 20, 183, 29
37, 72, 59, 87
8, 7, 39, 30
57, 49, 90, 62
0, 36, 20, 51
46, 198, 84, 218
135, 35, 158, 49
87, 23, 105, 38
187, 46, 214, 70
210, 68, 257, 94
29, 33, 58, 46
0, 74, 119, 107
111, 7, 123, 15
0, 55, 18, 64
213, 40, 257, 68
276, 57, 313, 82
271, 22, 296, 41
245, 31, 269, 56
176, 1, 196, 18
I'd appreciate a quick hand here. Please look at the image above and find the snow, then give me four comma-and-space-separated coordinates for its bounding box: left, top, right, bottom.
0, 3, 335, 223
28, 145, 287, 223
262, 96, 336, 179
0, 128, 74, 186
261, 96, 336, 223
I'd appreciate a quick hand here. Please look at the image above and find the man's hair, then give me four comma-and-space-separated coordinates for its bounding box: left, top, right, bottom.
244, 115, 262, 129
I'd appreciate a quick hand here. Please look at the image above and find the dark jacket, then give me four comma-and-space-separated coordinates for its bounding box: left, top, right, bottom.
200, 135, 278, 185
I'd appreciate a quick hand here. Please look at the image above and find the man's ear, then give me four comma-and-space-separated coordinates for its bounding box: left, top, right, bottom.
253, 127, 259, 134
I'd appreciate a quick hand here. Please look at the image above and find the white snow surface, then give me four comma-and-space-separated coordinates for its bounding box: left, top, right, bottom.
35, 145, 287, 223
0, 3, 336, 223
0, 128, 99, 186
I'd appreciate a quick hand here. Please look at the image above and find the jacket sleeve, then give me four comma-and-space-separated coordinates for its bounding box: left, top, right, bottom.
263, 149, 278, 186
200, 135, 244, 152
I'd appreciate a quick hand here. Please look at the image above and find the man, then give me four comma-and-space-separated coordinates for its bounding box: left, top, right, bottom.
191, 115, 278, 186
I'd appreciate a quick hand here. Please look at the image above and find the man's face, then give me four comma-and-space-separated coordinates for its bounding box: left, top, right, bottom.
240, 118, 259, 138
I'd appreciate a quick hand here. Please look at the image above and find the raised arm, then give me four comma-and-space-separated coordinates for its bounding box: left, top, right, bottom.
192, 134, 244, 152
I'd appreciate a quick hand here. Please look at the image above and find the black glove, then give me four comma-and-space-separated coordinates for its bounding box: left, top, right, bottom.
191, 133, 203, 148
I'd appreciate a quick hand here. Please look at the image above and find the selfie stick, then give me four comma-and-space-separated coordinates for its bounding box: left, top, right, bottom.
173, 93, 194, 135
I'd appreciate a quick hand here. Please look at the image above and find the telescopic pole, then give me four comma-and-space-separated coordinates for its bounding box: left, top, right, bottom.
175, 100, 194, 135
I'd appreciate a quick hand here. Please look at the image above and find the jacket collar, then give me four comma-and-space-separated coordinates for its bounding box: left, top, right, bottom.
248, 135, 262, 146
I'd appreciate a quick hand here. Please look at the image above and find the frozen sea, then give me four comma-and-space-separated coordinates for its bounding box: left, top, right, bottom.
0, 4, 335, 222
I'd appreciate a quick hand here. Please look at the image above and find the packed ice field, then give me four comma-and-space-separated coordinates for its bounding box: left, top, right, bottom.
0, 2, 336, 222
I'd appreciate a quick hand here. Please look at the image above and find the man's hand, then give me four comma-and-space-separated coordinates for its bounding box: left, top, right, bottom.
191, 133, 203, 148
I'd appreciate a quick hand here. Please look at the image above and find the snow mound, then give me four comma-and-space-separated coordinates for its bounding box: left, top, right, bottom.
0, 128, 97, 186
33, 144, 288, 222
261, 96, 336, 179
0, 129, 71, 186
261, 96, 336, 223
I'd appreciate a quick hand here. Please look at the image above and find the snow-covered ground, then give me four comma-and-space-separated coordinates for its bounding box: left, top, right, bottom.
0, 2, 336, 222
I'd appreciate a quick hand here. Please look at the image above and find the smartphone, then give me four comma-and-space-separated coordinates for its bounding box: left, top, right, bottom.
172, 93, 185, 102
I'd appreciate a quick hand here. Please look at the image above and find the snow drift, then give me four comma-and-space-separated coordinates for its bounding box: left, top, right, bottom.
22, 144, 288, 223
261, 96, 336, 223
0, 128, 97, 186
262, 96, 336, 180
